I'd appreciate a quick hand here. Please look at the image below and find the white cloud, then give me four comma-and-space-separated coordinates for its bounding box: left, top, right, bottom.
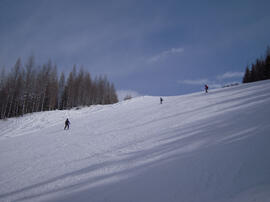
179, 79, 222, 90
209, 83, 222, 89
179, 79, 209, 85
148, 48, 184, 63
217, 71, 244, 80
117, 90, 141, 101
179, 71, 244, 89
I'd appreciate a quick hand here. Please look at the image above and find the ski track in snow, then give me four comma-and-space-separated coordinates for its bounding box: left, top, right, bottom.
0, 80, 270, 202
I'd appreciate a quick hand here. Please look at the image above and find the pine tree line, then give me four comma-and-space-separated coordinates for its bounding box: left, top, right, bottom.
242, 47, 270, 83
0, 56, 118, 119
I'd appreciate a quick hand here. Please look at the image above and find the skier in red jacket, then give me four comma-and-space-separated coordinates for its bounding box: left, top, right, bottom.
205, 84, 209, 93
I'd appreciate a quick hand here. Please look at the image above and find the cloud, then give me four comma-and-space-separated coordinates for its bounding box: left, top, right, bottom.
148, 48, 184, 63
217, 71, 244, 80
179, 79, 209, 85
117, 90, 141, 101
179, 71, 244, 90
180, 71, 244, 86
209, 83, 222, 89
179, 79, 222, 89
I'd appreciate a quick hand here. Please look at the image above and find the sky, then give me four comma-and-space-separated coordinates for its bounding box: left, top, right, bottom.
0, 0, 270, 98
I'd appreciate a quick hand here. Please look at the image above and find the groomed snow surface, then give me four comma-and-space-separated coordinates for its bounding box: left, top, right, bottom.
1, 80, 270, 202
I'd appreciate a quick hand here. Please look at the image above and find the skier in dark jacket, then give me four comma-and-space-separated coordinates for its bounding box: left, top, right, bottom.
205, 84, 209, 93
64, 118, 70, 130
160, 97, 163, 104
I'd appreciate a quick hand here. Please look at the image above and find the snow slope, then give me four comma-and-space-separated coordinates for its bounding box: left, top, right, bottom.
0, 80, 270, 202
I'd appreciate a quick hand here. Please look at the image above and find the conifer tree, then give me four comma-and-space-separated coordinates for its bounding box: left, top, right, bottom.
242, 46, 270, 83
243, 66, 250, 83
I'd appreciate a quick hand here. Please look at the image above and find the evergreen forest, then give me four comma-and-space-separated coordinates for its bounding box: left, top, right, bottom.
242, 47, 270, 83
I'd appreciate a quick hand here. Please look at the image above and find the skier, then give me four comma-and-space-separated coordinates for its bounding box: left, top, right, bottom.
64, 118, 70, 130
205, 84, 209, 93
160, 97, 163, 104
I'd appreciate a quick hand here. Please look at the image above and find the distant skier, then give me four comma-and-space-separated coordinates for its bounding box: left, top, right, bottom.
160, 97, 163, 104
64, 118, 70, 130
205, 84, 209, 93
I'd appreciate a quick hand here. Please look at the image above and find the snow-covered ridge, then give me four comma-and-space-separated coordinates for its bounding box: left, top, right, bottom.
0, 80, 270, 202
